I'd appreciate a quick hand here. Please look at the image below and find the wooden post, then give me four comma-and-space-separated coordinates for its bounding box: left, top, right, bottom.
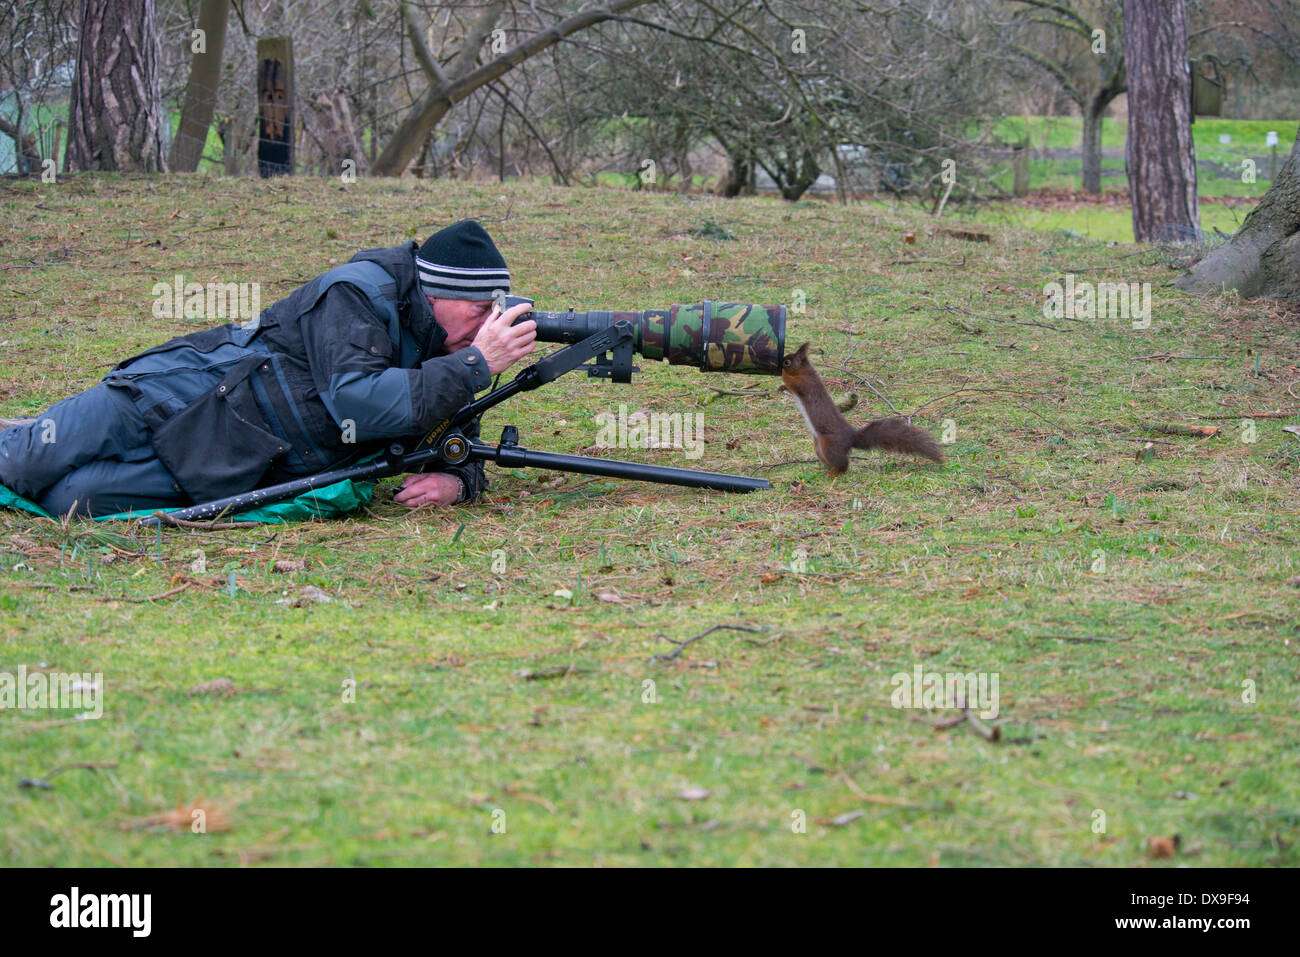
52, 119, 65, 173
1012, 138, 1029, 197
257, 37, 294, 177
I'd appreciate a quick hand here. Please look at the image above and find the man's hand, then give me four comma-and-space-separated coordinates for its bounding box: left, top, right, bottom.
393, 472, 463, 508
470, 300, 537, 375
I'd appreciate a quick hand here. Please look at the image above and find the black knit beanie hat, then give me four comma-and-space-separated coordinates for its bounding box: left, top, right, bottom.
415, 220, 510, 301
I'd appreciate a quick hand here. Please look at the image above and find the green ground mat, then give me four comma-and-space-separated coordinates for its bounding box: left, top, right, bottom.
0, 478, 376, 523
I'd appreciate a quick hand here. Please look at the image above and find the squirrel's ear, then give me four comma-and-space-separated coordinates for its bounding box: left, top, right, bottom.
795, 342, 810, 357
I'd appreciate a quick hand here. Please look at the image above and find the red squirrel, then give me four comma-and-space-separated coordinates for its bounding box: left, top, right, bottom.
780, 342, 942, 474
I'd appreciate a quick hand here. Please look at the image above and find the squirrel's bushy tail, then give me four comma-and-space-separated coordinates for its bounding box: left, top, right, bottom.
854, 417, 943, 463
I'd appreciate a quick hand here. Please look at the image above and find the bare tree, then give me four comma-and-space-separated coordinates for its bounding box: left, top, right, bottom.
551, 0, 1008, 202
1006, 0, 1125, 194
372, 0, 661, 177
0, 0, 78, 174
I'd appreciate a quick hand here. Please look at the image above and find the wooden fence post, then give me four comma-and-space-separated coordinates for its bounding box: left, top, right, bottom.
257, 37, 294, 177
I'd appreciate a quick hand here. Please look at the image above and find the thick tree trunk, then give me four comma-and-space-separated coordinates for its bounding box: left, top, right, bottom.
170, 0, 229, 172
1122, 0, 1198, 242
65, 0, 167, 173
1174, 130, 1300, 302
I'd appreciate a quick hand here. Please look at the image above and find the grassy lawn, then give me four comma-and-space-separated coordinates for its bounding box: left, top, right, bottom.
962, 197, 1257, 244
990, 116, 1298, 197
1, 174, 1298, 866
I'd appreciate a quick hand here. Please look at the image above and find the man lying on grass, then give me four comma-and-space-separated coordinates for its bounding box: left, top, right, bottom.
0, 220, 536, 517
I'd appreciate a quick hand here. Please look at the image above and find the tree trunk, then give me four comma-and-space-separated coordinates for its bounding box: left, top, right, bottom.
717, 144, 754, 197
170, 0, 229, 172
1174, 130, 1300, 302
1122, 0, 1198, 242
65, 0, 167, 173
765, 148, 820, 202
1081, 97, 1105, 195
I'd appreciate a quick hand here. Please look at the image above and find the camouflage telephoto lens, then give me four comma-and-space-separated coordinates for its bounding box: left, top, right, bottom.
519, 301, 786, 375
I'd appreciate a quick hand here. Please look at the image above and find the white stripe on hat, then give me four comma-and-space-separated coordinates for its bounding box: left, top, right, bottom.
415, 258, 512, 277
418, 277, 509, 288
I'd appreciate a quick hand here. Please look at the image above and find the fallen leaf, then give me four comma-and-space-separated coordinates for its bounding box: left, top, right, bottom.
678, 786, 711, 800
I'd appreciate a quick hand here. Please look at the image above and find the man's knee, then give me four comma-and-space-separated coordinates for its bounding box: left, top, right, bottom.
37, 458, 189, 518
36, 472, 99, 517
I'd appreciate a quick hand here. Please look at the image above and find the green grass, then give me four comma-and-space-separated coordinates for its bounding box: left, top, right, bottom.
1, 174, 1298, 865
963, 199, 1254, 244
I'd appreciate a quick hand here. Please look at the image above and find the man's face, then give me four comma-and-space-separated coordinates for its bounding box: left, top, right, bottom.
430, 297, 495, 353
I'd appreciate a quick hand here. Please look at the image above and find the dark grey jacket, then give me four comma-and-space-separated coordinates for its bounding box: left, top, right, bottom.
103, 242, 493, 503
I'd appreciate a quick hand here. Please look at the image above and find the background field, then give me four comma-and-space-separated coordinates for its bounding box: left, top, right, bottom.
1, 175, 1297, 865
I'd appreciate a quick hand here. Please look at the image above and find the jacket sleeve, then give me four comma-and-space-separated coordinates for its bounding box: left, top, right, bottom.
299, 284, 493, 443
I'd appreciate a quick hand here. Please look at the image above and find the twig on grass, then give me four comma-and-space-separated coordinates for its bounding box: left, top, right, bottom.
754, 458, 822, 470
19, 761, 119, 790
1026, 633, 1131, 643
909, 386, 1063, 418
843, 372, 904, 416
1114, 436, 1180, 446
95, 584, 192, 603
910, 712, 968, 730
151, 510, 263, 531
1138, 423, 1221, 438
964, 708, 1000, 742
883, 257, 965, 267
514, 665, 593, 680
1198, 410, 1296, 420
652, 624, 763, 662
